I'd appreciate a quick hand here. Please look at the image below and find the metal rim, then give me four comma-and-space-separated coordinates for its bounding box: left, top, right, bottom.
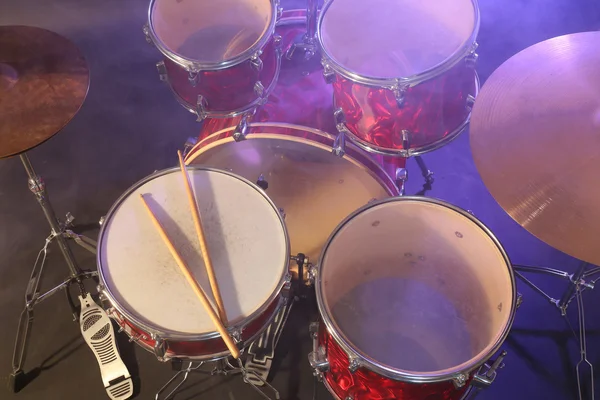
315, 196, 517, 383
321, 377, 475, 400
337, 74, 480, 157
184, 122, 399, 196
124, 296, 287, 361
146, 0, 279, 71
97, 166, 291, 342
316, 0, 480, 87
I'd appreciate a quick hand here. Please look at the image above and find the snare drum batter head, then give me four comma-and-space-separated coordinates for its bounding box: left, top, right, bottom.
319, 0, 478, 78
98, 167, 288, 337
150, 0, 272, 63
185, 123, 397, 264
318, 197, 515, 380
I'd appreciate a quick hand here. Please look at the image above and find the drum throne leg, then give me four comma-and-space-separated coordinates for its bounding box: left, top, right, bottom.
8, 153, 101, 392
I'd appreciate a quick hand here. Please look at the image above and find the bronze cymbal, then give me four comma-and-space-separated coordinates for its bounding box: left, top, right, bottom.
0, 26, 89, 159
470, 31, 600, 266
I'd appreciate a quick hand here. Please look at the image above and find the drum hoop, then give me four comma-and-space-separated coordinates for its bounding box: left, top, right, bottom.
146, 0, 279, 71
322, 376, 475, 400
185, 122, 399, 196
315, 196, 517, 384
97, 166, 291, 342
316, 0, 481, 87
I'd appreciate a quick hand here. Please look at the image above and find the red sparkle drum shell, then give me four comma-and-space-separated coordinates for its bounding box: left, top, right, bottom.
314, 197, 516, 400
97, 167, 291, 361
107, 296, 282, 360
317, 0, 480, 156
146, 0, 281, 118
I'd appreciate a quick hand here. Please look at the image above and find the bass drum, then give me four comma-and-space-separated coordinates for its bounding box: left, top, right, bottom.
185, 122, 399, 263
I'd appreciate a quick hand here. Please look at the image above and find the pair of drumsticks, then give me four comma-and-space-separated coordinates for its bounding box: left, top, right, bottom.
139, 151, 240, 359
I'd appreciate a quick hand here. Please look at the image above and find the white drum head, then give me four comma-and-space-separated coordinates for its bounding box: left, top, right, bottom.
99, 168, 288, 336
319, 198, 514, 377
319, 0, 477, 78
150, 0, 272, 62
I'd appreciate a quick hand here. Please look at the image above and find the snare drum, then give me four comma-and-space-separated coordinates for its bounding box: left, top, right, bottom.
144, 0, 282, 120
311, 197, 516, 399
317, 0, 480, 156
97, 167, 290, 361
185, 123, 399, 263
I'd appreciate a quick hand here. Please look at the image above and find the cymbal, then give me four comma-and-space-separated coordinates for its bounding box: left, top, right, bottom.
470, 31, 600, 266
0, 26, 89, 159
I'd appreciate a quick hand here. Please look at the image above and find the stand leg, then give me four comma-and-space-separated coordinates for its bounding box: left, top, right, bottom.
8, 153, 92, 392
19, 153, 81, 278
414, 156, 434, 184
574, 285, 595, 400
558, 262, 588, 315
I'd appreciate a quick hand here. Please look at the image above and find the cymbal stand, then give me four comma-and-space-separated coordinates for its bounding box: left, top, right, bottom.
513, 262, 600, 400
285, 0, 319, 61
8, 152, 98, 392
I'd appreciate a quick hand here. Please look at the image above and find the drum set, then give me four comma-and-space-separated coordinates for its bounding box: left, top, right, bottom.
3, 0, 600, 399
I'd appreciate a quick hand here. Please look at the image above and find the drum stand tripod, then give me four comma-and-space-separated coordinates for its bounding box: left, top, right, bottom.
8, 153, 99, 391
513, 262, 600, 400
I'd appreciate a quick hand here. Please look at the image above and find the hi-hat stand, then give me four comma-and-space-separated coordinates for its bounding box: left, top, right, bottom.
8, 153, 99, 392
513, 261, 600, 400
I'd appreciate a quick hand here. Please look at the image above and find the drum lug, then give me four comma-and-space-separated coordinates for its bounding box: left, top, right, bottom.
308, 323, 329, 379
153, 336, 167, 361
332, 108, 347, 157
281, 273, 293, 298
156, 61, 168, 82
517, 292, 523, 308
250, 51, 264, 72
142, 23, 152, 45
348, 356, 362, 373
195, 95, 208, 122
230, 328, 242, 344
452, 373, 468, 388
322, 63, 336, 84
188, 70, 200, 87
98, 215, 105, 226
307, 263, 318, 284
392, 82, 409, 108
254, 81, 265, 98
465, 94, 476, 112
273, 33, 283, 49
233, 113, 252, 141
395, 168, 408, 196
465, 42, 479, 68
128, 332, 145, 343
473, 351, 507, 387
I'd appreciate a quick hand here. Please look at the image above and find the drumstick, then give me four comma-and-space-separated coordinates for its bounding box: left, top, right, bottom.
138, 194, 240, 359
177, 151, 229, 324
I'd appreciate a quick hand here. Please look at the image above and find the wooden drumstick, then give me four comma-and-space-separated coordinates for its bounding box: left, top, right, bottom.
177, 151, 229, 324
138, 194, 240, 359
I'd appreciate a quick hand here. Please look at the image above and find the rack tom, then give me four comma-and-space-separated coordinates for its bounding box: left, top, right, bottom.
145, 0, 283, 120
317, 0, 480, 156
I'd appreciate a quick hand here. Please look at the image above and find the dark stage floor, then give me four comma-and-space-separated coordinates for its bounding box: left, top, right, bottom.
1, 0, 600, 399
